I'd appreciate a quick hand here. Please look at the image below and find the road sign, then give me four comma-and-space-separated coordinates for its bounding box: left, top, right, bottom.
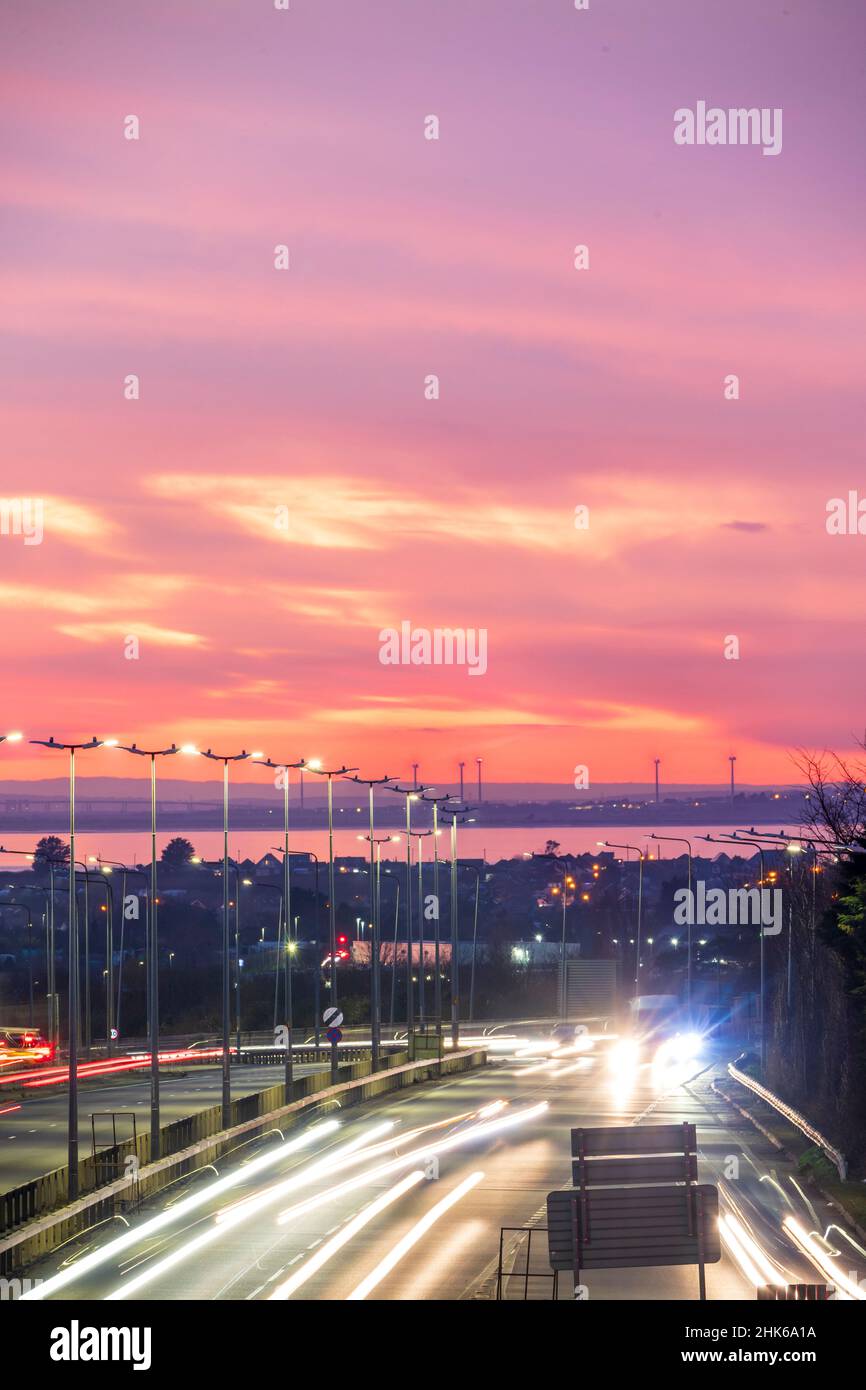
323, 1007, 344, 1028
326, 1026, 342, 1045
546, 1184, 721, 1272
552, 1122, 719, 1299
571, 1121, 699, 1187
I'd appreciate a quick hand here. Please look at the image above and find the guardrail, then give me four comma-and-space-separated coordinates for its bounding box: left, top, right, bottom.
0, 1051, 404, 1242
0, 1046, 488, 1274
727, 1061, 848, 1181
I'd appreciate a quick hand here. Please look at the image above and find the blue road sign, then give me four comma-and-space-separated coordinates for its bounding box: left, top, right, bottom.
326, 1026, 342, 1045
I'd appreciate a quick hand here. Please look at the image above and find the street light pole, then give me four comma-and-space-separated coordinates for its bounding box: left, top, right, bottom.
81, 856, 114, 1050
533, 850, 578, 1020
311, 765, 356, 1012
385, 873, 401, 1025
357, 833, 396, 1058
30, 736, 102, 1202
386, 784, 433, 1055
272, 846, 322, 1051
346, 774, 393, 1071
708, 832, 769, 1074
94, 858, 149, 1041
650, 833, 693, 1020
255, 757, 309, 1094
603, 842, 644, 1001
420, 793, 454, 1045
440, 804, 474, 1050
198, 745, 258, 1130
463, 865, 481, 1023
115, 742, 179, 1159
408, 828, 435, 1026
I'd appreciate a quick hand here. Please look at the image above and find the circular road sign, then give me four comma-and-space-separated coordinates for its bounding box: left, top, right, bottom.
326, 1026, 343, 1045
323, 1007, 344, 1028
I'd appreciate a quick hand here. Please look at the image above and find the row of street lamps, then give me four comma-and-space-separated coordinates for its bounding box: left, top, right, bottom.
0, 731, 476, 1201
599, 828, 838, 1075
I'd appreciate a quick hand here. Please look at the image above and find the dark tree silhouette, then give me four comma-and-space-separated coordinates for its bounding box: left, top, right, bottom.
161, 836, 196, 868
33, 835, 70, 865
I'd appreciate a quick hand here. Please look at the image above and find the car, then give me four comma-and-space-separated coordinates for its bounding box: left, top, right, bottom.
0, 1026, 54, 1065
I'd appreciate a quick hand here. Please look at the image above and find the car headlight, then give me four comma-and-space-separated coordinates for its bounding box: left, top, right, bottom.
676, 1031, 702, 1059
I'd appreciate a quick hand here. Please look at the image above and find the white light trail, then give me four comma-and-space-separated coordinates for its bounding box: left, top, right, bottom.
783, 1215, 866, 1300
719, 1214, 764, 1288
21, 1120, 341, 1301
347, 1171, 485, 1300
720, 1214, 786, 1288
823, 1224, 866, 1260
106, 1122, 396, 1301
214, 1121, 399, 1226
267, 1171, 425, 1300
274, 1102, 546, 1229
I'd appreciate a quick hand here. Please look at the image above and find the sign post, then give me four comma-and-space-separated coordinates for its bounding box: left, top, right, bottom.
546, 1123, 721, 1300
323, 1006, 343, 1084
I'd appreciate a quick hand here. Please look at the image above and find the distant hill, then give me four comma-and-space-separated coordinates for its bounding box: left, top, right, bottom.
0, 776, 804, 804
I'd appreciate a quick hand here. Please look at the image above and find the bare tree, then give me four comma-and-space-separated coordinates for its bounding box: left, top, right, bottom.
793, 746, 866, 849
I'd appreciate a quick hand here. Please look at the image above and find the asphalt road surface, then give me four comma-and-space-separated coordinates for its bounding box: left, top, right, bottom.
21, 1034, 866, 1302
